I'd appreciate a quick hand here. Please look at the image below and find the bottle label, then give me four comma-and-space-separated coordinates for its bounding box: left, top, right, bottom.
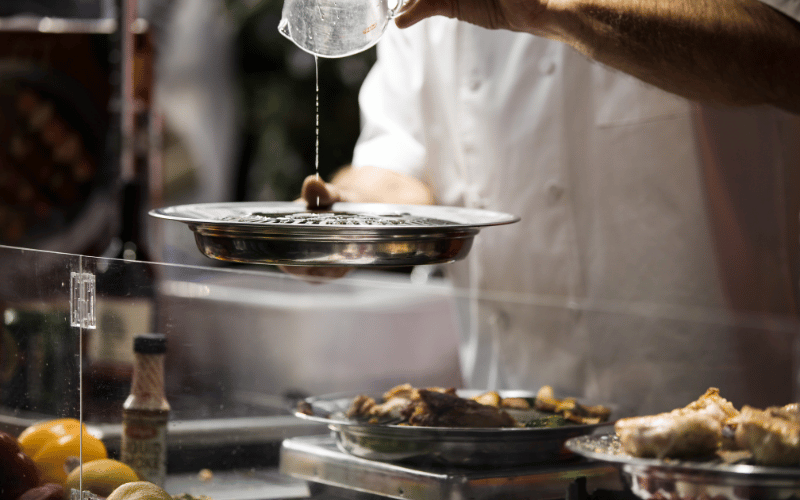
121, 412, 167, 486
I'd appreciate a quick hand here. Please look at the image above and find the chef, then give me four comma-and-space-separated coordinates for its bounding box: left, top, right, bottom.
298, 0, 800, 416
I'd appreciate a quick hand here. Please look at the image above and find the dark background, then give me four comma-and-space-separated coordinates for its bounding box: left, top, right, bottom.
0, 0, 377, 250
226, 0, 377, 202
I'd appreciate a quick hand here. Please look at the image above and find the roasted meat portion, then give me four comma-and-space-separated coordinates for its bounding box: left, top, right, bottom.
728, 404, 800, 466
613, 389, 800, 465
407, 389, 518, 427
346, 383, 517, 427
534, 386, 612, 425
471, 390, 531, 410
346, 384, 454, 424
763, 403, 800, 423
615, 388, 739, 459
616, 411, 725, 459
682, 387, 740, 421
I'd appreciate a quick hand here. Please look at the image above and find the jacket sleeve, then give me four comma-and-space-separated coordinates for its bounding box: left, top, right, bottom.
351, 23, 428, 180
757, 0, 800, 22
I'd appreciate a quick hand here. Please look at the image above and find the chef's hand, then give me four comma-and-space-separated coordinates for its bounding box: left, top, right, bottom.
278, 175, 354, 283
394, 0, 551, 33
300, 175, 343, 209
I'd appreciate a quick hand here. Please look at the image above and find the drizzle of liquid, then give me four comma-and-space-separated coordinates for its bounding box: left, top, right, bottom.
315, 54, 320, 207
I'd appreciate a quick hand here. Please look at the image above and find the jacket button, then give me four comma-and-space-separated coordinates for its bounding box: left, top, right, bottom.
538, 59, 557, 75
545, 180, 565, 203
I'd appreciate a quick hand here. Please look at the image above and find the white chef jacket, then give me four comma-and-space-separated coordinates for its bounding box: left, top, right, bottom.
351, 7, 800, 416
760, 0, 800, 18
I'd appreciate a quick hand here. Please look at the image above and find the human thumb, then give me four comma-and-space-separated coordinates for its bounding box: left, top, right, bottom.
301, 175, 342, 208
395, 0, 453, 28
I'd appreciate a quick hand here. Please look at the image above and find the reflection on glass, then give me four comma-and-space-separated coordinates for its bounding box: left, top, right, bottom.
0, 244, 799, 496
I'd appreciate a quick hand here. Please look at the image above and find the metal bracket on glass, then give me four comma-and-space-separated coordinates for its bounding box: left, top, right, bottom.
70, 272, 97, 329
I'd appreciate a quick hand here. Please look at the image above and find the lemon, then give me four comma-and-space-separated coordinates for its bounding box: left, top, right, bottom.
63, 459, 139, 498
17, 418, 84, 458
33, 430, 108, 484
106, 481, 172, 500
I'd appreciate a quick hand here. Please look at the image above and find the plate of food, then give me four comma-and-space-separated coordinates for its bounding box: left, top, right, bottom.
294, 383, 613, 467
565, 388, 800, 500
149, 202, 519, 267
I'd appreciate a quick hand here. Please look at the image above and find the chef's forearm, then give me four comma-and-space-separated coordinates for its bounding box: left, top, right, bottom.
540, 0, 800, 112
331, 165, 434, 205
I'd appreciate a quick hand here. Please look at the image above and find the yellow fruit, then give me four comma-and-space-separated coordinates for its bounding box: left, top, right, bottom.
106, 481, 172, 500
17, 418, 84, 458
33, 430, 108, 484
63, 459, 139, 498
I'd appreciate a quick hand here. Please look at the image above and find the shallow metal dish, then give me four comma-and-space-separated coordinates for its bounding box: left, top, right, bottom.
294, 390, 612, 468
149, 202, 519, 267
565, 434, 800, 500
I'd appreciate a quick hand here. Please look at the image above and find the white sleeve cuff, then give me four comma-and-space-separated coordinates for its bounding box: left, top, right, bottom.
351, 131, 426, 179
758, 0, 800, 22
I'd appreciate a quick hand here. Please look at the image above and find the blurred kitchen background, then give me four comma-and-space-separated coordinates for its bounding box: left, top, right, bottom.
0, 0, 376, 265
3, 5, 800, 496
0, 0, 463, 440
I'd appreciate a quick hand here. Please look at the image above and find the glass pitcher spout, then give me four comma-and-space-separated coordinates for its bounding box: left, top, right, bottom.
278, 18, 291, 38
278, 0, 404, 58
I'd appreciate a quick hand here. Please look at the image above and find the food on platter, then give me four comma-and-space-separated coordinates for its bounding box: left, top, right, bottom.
296, 385, 614, 466
615, 387, 800, 466
615, 388, 738, 459
727, 403, 800, 466
532, 385, 612, 425
309, 383, 612, 428
346, 384, 517, 427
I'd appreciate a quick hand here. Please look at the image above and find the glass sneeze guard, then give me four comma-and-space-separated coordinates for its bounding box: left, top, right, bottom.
1, 243, 799, 494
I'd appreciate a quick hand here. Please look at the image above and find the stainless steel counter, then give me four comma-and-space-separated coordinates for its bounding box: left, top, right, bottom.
280, 434, 625, 500
165, 468, 309, 500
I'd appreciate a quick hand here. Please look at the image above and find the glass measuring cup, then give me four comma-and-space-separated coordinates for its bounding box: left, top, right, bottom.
279, 0, 406, 58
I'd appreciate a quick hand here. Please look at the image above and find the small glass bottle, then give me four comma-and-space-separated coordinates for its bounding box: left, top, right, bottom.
121, 333, 170, 486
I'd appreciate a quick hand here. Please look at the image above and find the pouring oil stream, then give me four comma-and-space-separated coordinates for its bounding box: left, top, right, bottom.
315, 55, 320, 207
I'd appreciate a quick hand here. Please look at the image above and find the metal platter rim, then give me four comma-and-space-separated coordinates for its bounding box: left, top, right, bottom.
149, 201, 521, 231
188, 222, 480, 240
565, 434, 800, 479
294, 389, 613, 438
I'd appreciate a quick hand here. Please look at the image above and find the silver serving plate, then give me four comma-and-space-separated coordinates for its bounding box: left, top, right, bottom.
565, 434, 800, 500
294, 390, 612, 468
149, 202, 519, 267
